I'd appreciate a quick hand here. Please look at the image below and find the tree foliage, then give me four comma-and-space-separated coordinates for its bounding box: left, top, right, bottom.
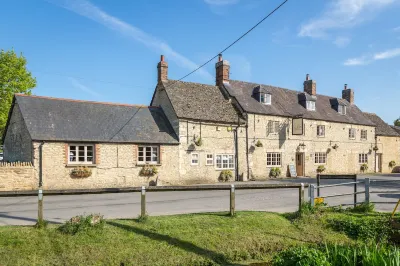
394, 118, 400, 127
0, 49, 36, 139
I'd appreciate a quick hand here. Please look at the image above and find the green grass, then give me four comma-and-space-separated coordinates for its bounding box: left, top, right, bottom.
0, 212, 354, 266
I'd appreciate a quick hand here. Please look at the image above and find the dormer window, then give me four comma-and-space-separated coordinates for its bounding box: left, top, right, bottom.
260, 93, 271, 105
338, 104, 346, 115
306, 101, 316, 111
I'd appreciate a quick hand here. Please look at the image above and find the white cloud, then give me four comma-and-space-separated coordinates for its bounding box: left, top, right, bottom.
48, 0, 212, 81
374, 47, 400, 60
333, 36, 351, 48
299, 0, 397, 38
393, 26, 400, 31
204, 0, 239, 6
69, 77, 101, 97
343, 56, 370, 66
344, 47, 400, 66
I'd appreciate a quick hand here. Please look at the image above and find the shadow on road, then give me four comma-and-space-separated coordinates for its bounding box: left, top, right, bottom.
0, 212, 61, 225
107, 220, 244, 266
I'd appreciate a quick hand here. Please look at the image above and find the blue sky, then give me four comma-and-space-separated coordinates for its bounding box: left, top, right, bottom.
1, 0, 400, 123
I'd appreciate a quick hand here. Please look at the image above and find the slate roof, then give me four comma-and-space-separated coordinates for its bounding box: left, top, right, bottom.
7, 94, 179, 144
223, 80, 375, 126
154, 80, 240, 124
362, 112, 400, 137
391, 126, 400, 135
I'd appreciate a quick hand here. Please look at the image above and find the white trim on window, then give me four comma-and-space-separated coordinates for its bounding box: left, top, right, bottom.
215, 154, 235, 170
206, 153, 214, 166
191, 153, 199, 166
266, 152, 281, 167
68, 144, 95, 164
349, 128, 356, 140
359, 154, 368, 164
138, 146, 159, 164
267, 121, 280, 135
306, 101, 316, 111
361, 130, 368, 140
338, 105, 346, 115
260, 93, 271, 105
315, 152, 327, 164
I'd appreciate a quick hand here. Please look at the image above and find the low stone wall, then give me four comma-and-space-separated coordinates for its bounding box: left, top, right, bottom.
0, 162, 37, 191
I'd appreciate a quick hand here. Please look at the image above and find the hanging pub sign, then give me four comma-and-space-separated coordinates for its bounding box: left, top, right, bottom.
292, 117, 304, 135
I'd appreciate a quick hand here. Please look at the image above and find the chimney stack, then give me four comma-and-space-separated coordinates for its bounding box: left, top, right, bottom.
157, 55, 168, 83
342, 84, 354, 104
303, 74, 316, 95
215, 54, 230, 87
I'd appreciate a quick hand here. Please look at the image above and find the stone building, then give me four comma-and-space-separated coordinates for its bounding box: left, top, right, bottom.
2, 55, 399, 190
363, 113, 400, 173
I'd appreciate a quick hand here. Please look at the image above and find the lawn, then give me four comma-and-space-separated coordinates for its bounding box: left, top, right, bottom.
0, 211, 355, 266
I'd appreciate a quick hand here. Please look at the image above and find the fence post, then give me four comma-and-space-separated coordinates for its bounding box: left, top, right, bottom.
299, 183, 304, 212
317, 174, 320, 197
141, 186, 146, 218
354, 175, 357, 208
230, 184, 235, 216
365, 177, 370, 204
38, 188, 43, 223
310, 185, 315, 207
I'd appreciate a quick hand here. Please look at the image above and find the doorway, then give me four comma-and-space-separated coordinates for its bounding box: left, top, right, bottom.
375, 153, 382, 173
296, 152, 305, 177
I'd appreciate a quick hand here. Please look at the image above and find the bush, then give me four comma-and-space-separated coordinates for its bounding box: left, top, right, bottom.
70, 166, 92, 178
327, 215, 392, 242
360, 163, 369, 172
317, 165, 326, 173
58, 214, 104, 235
269, 167, 281, 178
139, 165, 158, 177
34, 219, 48, 229
273, 246, 330, 266
219, 170, 233, 182
389, 161, 396, 168
350, 202, 375, 213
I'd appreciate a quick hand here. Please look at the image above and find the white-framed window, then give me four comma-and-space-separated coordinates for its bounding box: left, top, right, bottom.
359, 154, 368, 164
349, 128, 356, 139
138, 146, 159, 164
317, 125, 325, 137
267, 121, 280, 134
191, 153, 199, 165
260, 93, 271, 105
266, 153, 281, 166
306, 101, 316, 111
68, 144, 94, 164
315, 152, 327, 164
361, 130, 367, 140
338, 105, 346, 115
216, 154, 235, 169
206, 154, 213, 166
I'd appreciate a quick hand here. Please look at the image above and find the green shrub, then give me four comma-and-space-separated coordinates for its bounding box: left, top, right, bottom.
327, 215, 392, 242
58, 214, 104, 235
139, 165, 158, 176
389, 161, 396, 168
361, 163, 369, 172
350, 202, 375, 213
273, 246, 330, 266
219, 170, 233, 182
194, 137, 203, 146
317, 165, 326, 173
255, 140, 263, 147
269, 167, 281, 178
34, 219, 48, 229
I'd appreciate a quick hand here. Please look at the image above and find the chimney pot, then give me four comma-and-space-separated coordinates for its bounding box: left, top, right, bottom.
306, 74, 310, 81
161, 55, 164, 62
344, 84, 348, 90
215, 55, 230, 86
157, 55, 168, 83
303, 74, 316, 95
218, 54, 223, 62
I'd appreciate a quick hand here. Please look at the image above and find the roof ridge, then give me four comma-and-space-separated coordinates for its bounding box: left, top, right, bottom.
15, 94, 158, 108
164, 80, 218, 88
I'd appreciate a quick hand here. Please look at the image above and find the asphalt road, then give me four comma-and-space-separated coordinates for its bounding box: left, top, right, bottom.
1, 175, 399, 226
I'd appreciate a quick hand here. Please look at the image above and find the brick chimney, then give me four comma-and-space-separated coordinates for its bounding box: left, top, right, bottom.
215, 54, 230, 87
303, 74, 316, 96
342, 84, 354, 104
157, 55, 168, 83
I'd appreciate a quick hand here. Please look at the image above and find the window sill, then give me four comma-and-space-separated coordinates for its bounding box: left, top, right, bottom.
216, 168, 235, 171
136, 163, 162, 167
267, 165, 281, 167
66, 164, 97, 168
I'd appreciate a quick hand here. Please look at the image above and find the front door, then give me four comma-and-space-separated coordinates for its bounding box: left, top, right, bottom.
296, 153, 305, 177
375, 154, 382, 173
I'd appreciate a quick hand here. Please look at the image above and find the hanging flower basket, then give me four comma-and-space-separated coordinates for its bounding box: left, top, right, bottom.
389, 161, 396, 168
70, 167, 92, 178
194, 137, 203, 147
139, 165, 158, 177
255, 140, 263, 148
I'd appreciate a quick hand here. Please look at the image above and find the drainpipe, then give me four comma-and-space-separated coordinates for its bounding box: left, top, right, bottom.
234, 126, 239, 181
39, 141, 45, 188
245, 119, 250, 181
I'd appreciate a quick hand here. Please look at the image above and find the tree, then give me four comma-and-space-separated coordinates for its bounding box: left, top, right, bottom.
0, 49, 36, 140
395, 118, 400, 127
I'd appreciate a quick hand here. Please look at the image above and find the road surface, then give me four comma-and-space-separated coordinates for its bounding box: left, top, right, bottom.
0, 174, 399, 226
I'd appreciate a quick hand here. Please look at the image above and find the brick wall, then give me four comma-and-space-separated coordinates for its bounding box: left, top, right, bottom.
31, 142, 180, 190
0, 162, 36, 191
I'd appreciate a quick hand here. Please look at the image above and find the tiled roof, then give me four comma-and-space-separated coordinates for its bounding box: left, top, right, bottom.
391, 125, 400, 135
363, 113, 399, 137
224, 80, 375, 126
10, 94, 179, 144
156, 80, 241, 124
